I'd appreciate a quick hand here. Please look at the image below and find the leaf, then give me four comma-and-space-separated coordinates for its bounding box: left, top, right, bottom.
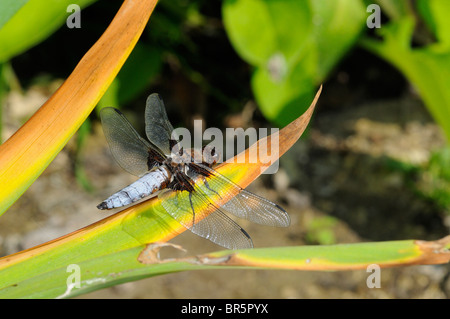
98, 43, 162, 110
223, 0, 366, 126
0, 0, 159, 215
417, 0, 450, 49
0, 0, 98, 63
251, 50, 315, 126
253, 0, 366, 125
0, 87, 322, 299
360, 17, 450, 142
310, 0, 366, 81
2, 235, 449, 298
222, 0, 312, 67
223, 0, 313, 126
201, 236, 450, 270
0, 0, 29, 30
115, 44, 162, 105
375, 0, 413, 21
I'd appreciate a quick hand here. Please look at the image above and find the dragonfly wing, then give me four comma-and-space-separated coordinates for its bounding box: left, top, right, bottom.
145, 94, 177, 155
159, 188, 253, 250
222, 189, 290, 227
189, 163, 290, 227
100, 107, 162, 177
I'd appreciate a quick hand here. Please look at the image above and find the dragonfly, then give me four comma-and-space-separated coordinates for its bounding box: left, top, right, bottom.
97, 93, 290, 249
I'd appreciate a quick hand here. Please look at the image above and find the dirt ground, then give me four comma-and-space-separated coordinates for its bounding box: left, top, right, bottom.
1, 83, 449, 299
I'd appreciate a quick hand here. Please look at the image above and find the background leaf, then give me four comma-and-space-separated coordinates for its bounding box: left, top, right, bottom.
374, 0, 413, 21
251, 49, 315, 125
360, 16, 450, 142
417, 0, 450, 49
98, 43, 162, 110
310, 0, 366, 81
0, 0, 97, 63
222, 0, 312, 67
223, 0, 366, 126
0, 0, 29, 30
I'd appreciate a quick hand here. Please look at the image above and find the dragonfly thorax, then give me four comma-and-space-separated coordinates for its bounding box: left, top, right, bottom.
163, 146, 219, 193
164, 155, 190, 175
167, 145, 219, 167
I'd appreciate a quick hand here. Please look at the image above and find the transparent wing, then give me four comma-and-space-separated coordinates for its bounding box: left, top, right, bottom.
145, 94, 176, 155
100, 107, 159, 177
189, 163, 290, 227
158, 187, 253, 250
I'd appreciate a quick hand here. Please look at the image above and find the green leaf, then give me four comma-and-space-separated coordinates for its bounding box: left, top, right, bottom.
360, 16, 450, 142
227, 0, 366, 126
310, 0, 366, 81
375, 0, 413, 21
417, 0, 450, 49
414, 146, 450, 209
97, 43, 162, 111
305, 216, 339, 245
96, 43, 162, 116
2, 237, 449, 298
0, 0, 97, 63
251, 48, 315, 126
223, 0, 312, 67
0, 0, 29, 29
96, 78, 120, 111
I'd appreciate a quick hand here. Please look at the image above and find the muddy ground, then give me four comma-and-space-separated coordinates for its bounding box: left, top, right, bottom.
1, 81, 449, 299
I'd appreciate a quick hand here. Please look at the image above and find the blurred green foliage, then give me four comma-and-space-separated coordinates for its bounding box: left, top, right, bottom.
97, 43, 162, 111
223, 0, 450, 139
223, 0, 366, 126
416, 147, 450, 211
0, 0, 28, 30
387, 146, 450, 215
0, 0, 97, 63
417, 0, 450, 49
222, 0, 450, 213
304, 216, 338, 245
361, 0, 450, 143
360, 0, 450, 212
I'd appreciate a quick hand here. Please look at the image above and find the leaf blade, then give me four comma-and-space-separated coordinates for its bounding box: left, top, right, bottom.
0, 0, 97, 63
2, 236, 448, 298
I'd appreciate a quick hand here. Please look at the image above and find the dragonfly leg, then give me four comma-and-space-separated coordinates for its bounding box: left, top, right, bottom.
189, 191, 195, 226
204, 179, 222, 199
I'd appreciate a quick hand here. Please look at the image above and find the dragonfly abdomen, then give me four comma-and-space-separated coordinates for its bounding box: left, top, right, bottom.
97, 166, 170, 210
